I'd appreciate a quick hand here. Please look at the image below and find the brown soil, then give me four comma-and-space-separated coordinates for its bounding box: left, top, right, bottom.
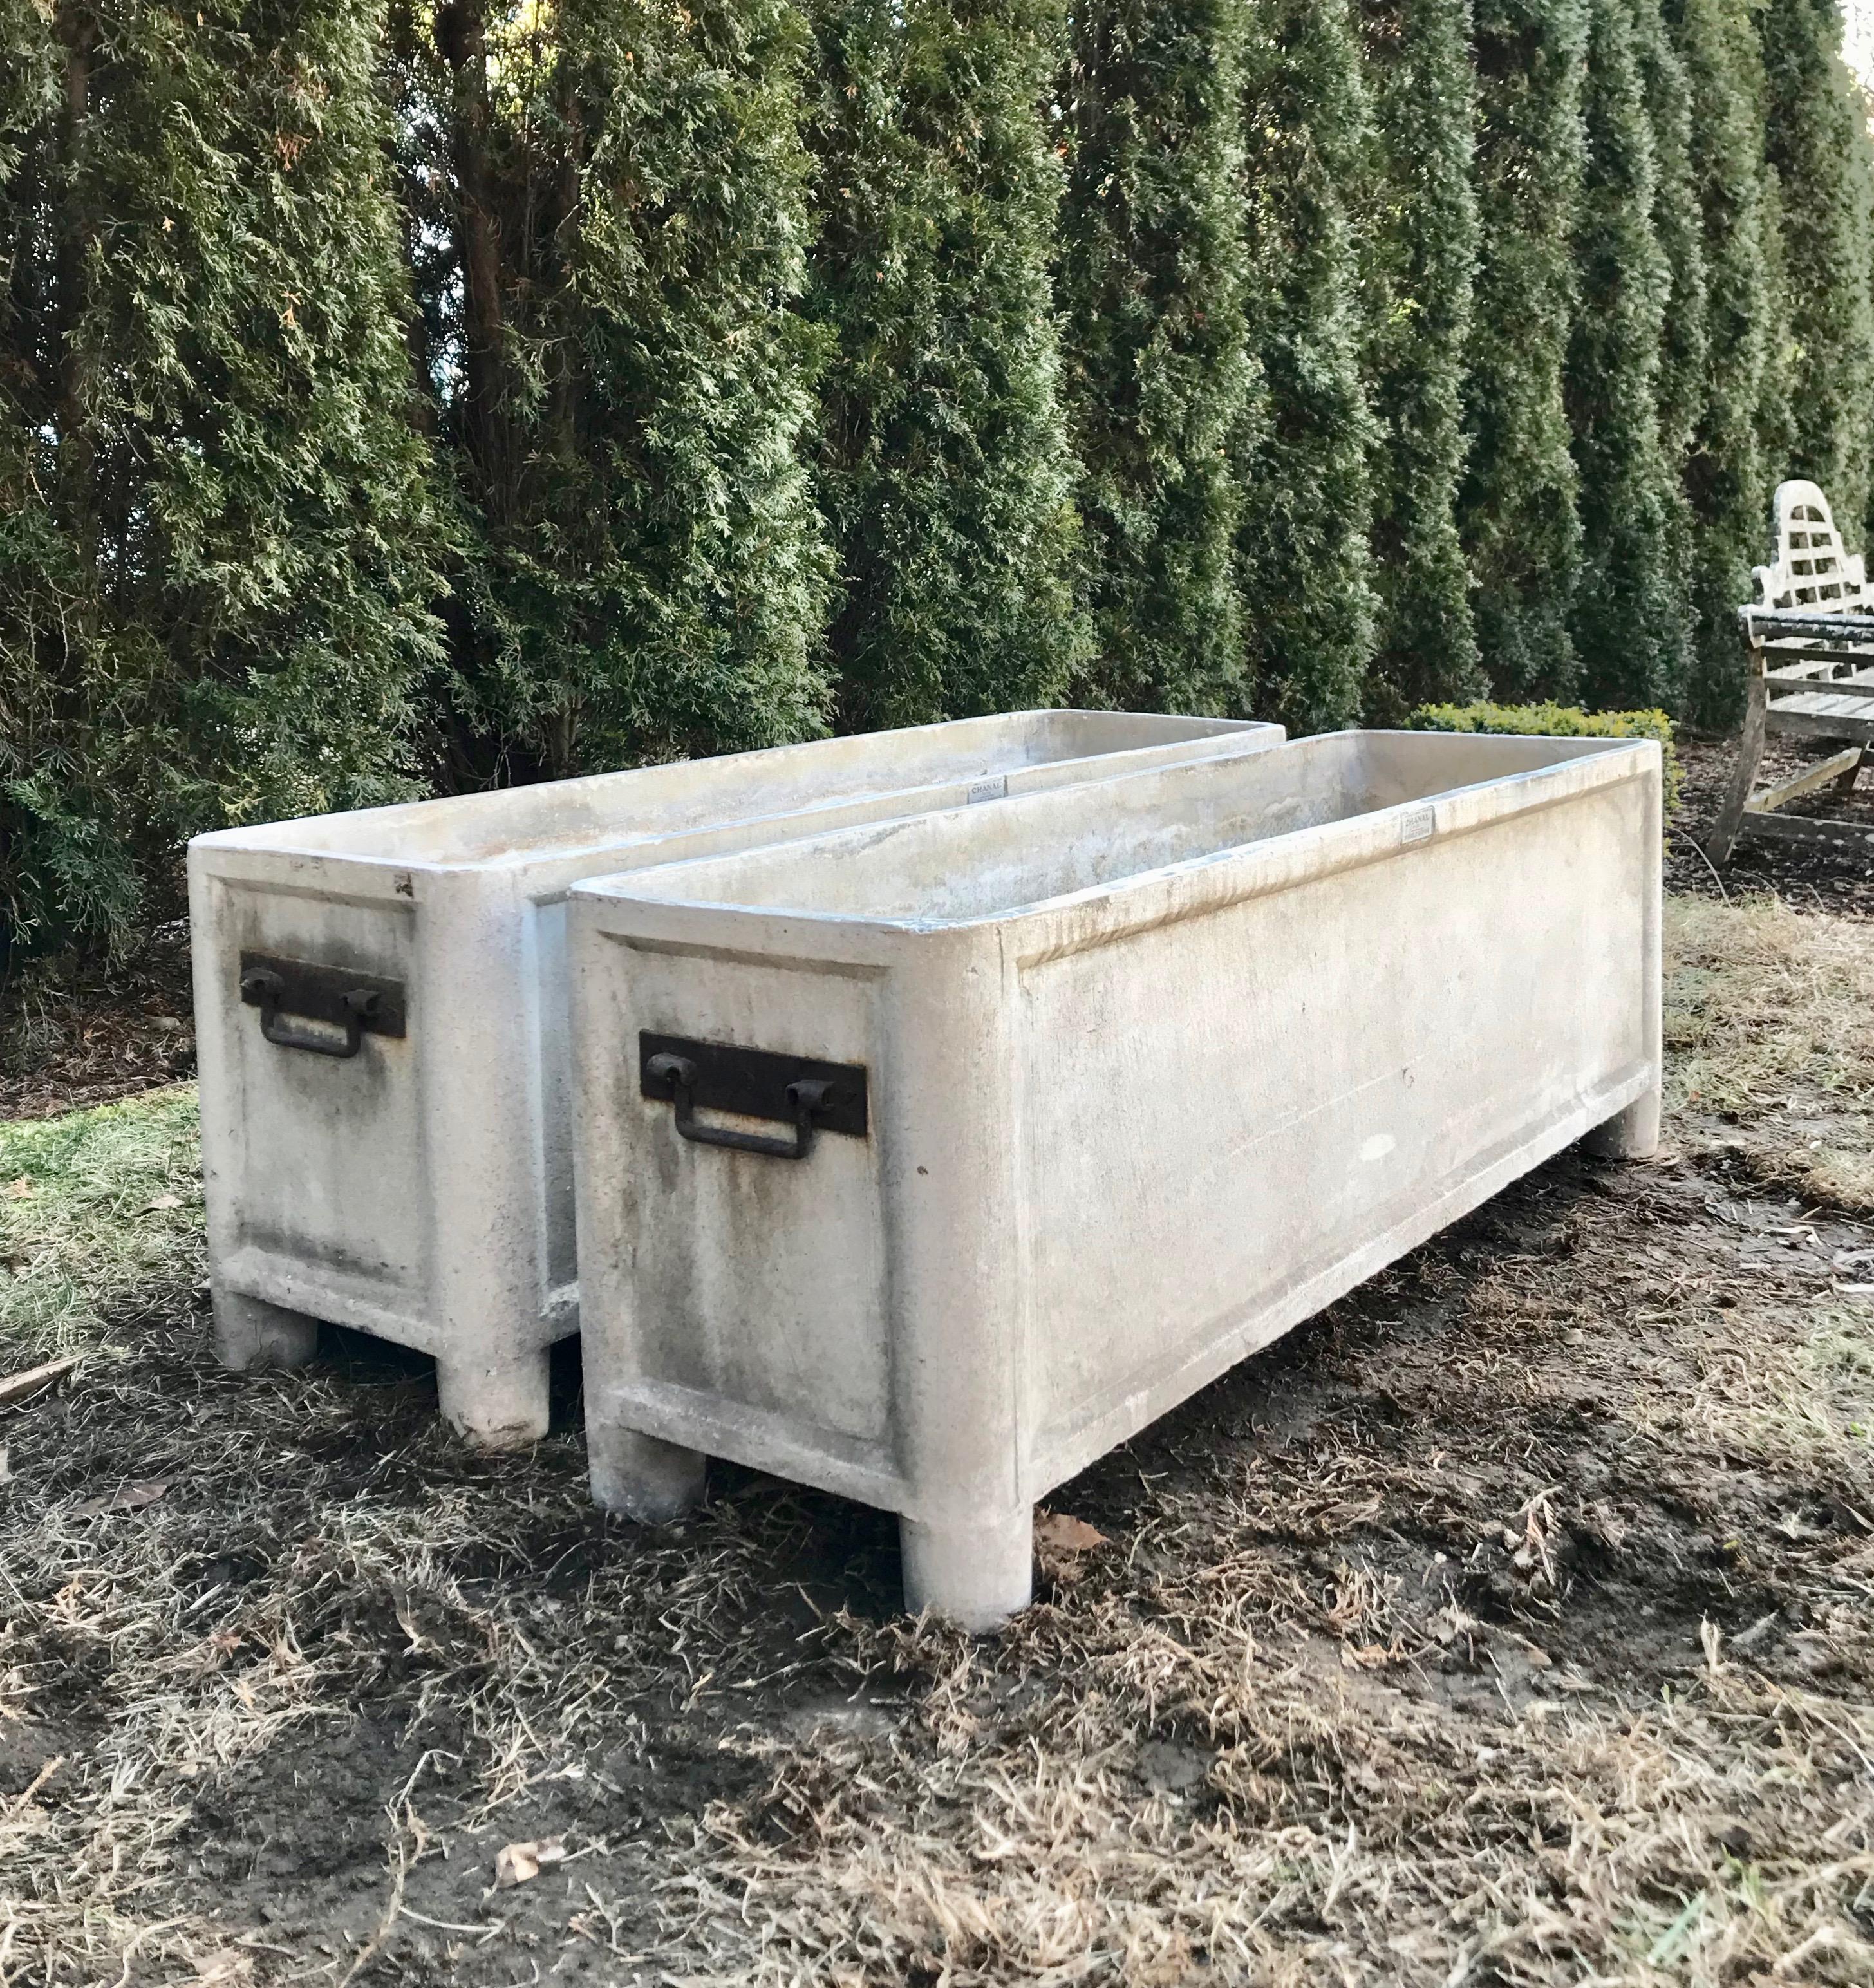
1669, 732, 1874, 915
1, 923, 196, 1121
4, 1123, 1869, 1984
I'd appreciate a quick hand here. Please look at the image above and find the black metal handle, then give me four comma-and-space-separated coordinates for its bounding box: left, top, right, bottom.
646, 1052, 835, 1159
238, 954, 406, 1060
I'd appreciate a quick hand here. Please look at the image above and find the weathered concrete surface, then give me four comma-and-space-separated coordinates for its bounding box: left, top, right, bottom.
187, 713, 1280, 1445
570, 731, 1662, 1625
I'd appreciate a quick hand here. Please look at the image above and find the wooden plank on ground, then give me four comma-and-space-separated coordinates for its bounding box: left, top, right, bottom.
1738, 809, 1874, 853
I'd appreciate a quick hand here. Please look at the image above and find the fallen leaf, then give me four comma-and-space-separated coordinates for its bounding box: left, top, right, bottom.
493, 1837, 566, 1889
4, 1176, 33, 1199
1035, 1512, 1107, 1555
142, 1193, 183, 1213
71, 1479, 169, 1519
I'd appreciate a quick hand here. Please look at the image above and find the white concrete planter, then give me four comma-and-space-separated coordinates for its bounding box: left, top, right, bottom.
188, 712, 1279, 1444
569, 730, 1662, 1627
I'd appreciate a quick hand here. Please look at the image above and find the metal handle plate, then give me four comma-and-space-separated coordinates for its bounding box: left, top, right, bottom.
239, 952, 406, 1059
639, 1033, 867, 1160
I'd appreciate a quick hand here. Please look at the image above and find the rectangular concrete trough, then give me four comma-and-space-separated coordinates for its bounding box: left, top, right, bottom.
187, 711, 1280, 1443
568, 729, 1662, 1626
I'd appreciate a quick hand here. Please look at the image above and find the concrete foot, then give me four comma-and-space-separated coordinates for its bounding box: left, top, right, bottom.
588, 1422, 707, 1521
436, 1349, 552, 1449
1585, 1086, 1662, 1161
899, 1508, 1033, 1631
214, 1287, 319, 1371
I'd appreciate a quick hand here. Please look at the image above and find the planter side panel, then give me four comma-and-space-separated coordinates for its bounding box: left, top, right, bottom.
1017, 774, 1654, 1486
572, 933, 894, 1478
191, 866, 427, 1327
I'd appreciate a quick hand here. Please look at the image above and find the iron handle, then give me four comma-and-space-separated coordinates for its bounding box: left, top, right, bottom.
646, 1051, 836, 1160
238, 954, 406, 1059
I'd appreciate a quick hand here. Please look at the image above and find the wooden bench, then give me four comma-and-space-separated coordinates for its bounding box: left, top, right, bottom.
1707, 479, 1874, 864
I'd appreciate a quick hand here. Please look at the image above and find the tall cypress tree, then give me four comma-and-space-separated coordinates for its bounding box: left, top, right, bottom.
1669, 0, 1774, 726
1, 0, 441, 953
1461, 0, 1587, 702
1356, 0, 1481, 723
1056, 0, 1253, 715
1634, 0, 1704, 709
1235, 0, 1377, 732
1758, 0, 1874, 543
1566, 0, 1682, 710
392, 0, 832, 783
806, 0, 1087, 731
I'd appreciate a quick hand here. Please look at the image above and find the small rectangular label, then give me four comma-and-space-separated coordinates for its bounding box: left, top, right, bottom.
1400, 803, 1436, 846
966, 774, 1009, 804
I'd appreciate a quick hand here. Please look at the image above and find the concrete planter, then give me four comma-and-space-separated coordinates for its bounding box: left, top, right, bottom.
569, 730, 1662, 1626
188, 712, 1279, 1444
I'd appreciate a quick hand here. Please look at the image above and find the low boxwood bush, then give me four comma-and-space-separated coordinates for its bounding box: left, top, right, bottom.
1408, 701, 1682, 818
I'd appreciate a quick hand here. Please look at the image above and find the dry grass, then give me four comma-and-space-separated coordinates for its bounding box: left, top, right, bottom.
1665, 892, 1874, 1210
0, 1085, 203, 1365
1, 894, 1871, 1986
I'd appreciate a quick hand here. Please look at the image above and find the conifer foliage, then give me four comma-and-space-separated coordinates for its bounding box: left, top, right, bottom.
393, 0, 832, 783
1758, 0, 1874, 544
1668, 0, 1771, 726
1566, 0, 1682, 710
1056, 0, 1253, 714
806, 0, 1087, 729
1461, 0, 1588, 702
1356, 0, 1483, 722
1235, 0, 1378, 732
12, 0, 1874, 957
1, 0, 441, 952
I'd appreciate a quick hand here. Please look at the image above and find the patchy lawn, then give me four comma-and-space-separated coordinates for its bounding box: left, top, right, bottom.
1, 892, 1870, 1987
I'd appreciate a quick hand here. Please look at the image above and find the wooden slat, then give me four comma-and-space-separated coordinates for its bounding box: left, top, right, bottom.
1761, 707, 1874, 743
1772, 692, 1874, 717
1743, 609, 1874, 641
1738, 809, 1874, 852
1768, 679, 1874, 704
1747, 747, 1865, 812
1765, 657, 1874, 679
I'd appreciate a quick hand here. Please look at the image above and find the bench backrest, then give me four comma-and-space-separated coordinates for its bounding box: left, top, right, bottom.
1752, 479, 1871, 612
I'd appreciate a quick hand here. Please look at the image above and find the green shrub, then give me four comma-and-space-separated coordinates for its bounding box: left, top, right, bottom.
1409, 699, 1682, 814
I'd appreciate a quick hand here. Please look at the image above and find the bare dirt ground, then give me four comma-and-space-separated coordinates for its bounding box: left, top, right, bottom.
3, 778, 1872, 1985
0, 921, 195, 1122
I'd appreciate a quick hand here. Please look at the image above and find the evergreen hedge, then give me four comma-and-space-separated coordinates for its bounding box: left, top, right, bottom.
7, 0, 1874, 955
1357, 0, 1483, 724
390, 0, 833, 785
1567, 0, 1682, 711
2, 0, 442, 953
1459, 0, 1588, 702
1234, 0, 1378, 733
1758, 0, 1874, 549
1669, 0, 1768, 729
805, 0, 1088, 729
1058, 0, 1253, 714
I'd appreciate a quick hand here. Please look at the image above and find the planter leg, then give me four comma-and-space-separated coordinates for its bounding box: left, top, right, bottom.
588, 1422, 707, 1522
1585, 1087, 1662, 1161
436, 1350, 552, 1449
214, 1288, 319, 1371
899, 1508, 1033, 1631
